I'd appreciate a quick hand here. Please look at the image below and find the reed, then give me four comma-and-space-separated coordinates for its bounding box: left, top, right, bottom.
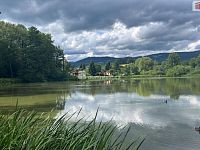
0, 109, 144, 150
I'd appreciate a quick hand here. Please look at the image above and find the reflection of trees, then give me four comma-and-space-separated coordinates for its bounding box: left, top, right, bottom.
77, 78, 200, 100
0, 82, 72, 97
0, 82, 72, 112
56, 99, 66, 110
2, 78, 200, 113
170, 92, 180, 100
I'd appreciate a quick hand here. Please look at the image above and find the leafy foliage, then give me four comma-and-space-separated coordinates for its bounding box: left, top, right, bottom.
105, 62, 112, 71
167, 53, 181, 67
85, 52, 200, 77
135, 57, 154, 72
166, 65, 191, 77
0, 21, 69, 82
88, 62, 97, 76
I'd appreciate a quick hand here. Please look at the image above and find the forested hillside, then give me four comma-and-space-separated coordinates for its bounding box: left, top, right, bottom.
72, 51, 200, 67
0, 21, 69, 82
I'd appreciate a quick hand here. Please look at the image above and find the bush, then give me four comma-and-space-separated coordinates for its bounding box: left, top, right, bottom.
166, 65, 191, 77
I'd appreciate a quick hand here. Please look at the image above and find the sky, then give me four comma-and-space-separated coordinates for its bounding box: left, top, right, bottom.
0, 0, 200, 62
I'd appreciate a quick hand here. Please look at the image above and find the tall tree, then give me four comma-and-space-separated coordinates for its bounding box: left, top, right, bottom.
167, 53, 181, 67
135, 57, 154, 72
89, 62, 96, 76
0, 40, 19, 78
80, 64, 86, 70
105, 62, 111, 71
113, 60, 120, 72
95, 64, 102, 73
0, 21, 68, 82
130, 63, 139, 75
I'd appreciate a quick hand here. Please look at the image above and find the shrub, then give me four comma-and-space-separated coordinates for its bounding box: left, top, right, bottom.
166, 65, 191, 77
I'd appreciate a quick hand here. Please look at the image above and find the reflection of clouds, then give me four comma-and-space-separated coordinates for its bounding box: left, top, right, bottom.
181, 95, 200, 107
56, 92, 200, 128
72, 92, 95, 102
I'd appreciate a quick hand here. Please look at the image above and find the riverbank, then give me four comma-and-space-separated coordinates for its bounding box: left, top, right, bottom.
1, 74, 200, 84
0, 77, 78, 85
83, 74, 200, 81
0, 109, 144, 150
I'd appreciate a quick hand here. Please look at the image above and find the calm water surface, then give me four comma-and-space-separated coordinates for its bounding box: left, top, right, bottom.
1, 78, 200, 150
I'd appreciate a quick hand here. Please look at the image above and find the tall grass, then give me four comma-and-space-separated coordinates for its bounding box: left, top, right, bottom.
0, 109, 144, 150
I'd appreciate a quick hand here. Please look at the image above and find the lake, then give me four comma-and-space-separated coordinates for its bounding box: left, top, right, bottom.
1, 78, 200, 150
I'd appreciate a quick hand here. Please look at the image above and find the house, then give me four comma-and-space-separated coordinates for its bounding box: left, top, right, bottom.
104, 71, 112, 76
77, 70, 87, 79
71, 70, 87, 79
97, 70, 112, 76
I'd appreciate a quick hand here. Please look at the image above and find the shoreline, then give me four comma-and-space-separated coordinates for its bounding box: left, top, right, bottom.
1, 75, 200, 84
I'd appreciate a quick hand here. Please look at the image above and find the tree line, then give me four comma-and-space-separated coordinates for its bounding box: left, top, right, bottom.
84, 52, 200, 77
0, 21, 70, 82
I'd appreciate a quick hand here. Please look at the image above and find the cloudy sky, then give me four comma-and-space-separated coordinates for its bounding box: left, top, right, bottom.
1, 0, 200, 61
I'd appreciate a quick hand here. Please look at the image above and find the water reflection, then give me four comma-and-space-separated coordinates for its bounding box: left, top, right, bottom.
72, 78, 200, 100
1, 78, 200, 149
57, 92, 200, 128
55, 79, 200, 150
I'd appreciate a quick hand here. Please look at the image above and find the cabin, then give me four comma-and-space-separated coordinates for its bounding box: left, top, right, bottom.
97, 71, 112, 76
71, 70, 86, 79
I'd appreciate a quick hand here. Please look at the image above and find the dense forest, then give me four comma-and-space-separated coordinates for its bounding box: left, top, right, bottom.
0, 21, 70, 82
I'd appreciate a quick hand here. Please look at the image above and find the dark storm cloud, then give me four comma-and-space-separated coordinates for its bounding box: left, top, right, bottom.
1, 0, 200, 61
1, 0, 199, 31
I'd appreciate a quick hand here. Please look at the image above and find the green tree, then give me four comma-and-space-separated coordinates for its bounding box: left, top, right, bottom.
189, 58, 197, 68
95, 64, 102, 73
135, 57, 154, 72
80, 64, 86, 70
166, 65, 191, 77
167, 53, 181, 67
130, 63, 139, 75
0, 21, 68, 82
113, 61, 120, 72
89, 62, 96, 76
0, 40, 19, 78
124, 65, 131, 76
152, 65, 165, 75
188, 55, 200, 70
105, 62, 111, 71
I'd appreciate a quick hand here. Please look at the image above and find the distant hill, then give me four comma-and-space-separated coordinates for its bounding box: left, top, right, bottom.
71, 50, 200, 67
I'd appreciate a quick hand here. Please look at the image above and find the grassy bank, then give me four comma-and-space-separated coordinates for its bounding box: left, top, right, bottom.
0, 109, 144, 150
0, 76, 79, 84
84, 75, 194, 81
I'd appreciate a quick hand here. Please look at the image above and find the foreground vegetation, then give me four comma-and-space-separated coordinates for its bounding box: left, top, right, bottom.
0, 109, 144, 150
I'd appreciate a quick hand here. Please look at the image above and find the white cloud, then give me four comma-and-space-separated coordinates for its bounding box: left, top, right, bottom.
38, 20, 199, 61
56, 92, 200, 128
39, 21, 146, 61
3, 18, 199, 62
2, 0, 200, 62
187, 40, 200, 51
